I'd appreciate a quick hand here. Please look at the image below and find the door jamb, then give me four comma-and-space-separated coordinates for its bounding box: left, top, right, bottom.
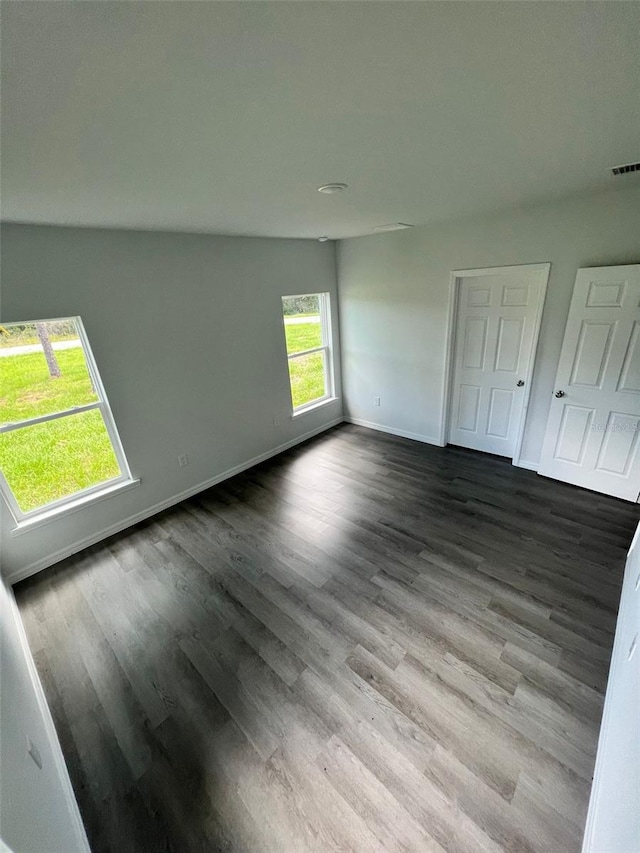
439, 262, 551, 468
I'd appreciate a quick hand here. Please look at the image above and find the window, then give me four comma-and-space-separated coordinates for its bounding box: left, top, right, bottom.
0, 317, 134, 524
282, 293, 334, 413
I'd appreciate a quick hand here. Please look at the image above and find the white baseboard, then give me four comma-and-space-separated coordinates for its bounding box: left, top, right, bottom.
346, 418, 540, 471
5, 585, 91, 852
513, 459, 539, 472
343, 416, 442, 447
6, 417, 343, 585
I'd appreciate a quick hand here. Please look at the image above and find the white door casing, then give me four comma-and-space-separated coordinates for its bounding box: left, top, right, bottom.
539, 265, 640, 501
581, 521, 640, 852
445, 265, 549, 459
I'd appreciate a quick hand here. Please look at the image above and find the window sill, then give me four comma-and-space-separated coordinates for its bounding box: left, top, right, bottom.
291, 396, 339, 418
10, 478, 141, 536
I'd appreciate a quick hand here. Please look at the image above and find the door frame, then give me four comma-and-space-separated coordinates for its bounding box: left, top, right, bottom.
439, 262, 551, 467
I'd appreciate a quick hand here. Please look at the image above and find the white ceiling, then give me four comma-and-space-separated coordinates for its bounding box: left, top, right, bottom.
2, 1, 639, 240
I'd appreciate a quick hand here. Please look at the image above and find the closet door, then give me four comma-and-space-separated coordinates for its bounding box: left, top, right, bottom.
449, 267, 545, 458
538, 265, 640, 501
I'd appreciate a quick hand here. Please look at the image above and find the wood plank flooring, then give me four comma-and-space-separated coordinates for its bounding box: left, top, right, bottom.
15, 424, 639, 853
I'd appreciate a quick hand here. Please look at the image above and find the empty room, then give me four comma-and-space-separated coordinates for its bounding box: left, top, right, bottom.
1, 2, 639, 852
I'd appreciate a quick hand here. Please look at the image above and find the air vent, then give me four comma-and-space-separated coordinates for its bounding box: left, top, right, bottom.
611, 162, 640, 176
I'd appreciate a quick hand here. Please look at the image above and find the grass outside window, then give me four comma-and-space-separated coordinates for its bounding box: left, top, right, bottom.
0, 409, 121, 512
282, 294, 334, 411
0, 318, 131, 520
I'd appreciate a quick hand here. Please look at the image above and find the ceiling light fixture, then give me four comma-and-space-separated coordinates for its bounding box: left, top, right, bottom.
318, 236, 329, 242
317, 183, 348, 194
372, 223, 414, 233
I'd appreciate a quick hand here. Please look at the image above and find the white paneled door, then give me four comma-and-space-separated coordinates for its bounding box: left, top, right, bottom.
448, 266, 548, 458
539, 265, 640, 501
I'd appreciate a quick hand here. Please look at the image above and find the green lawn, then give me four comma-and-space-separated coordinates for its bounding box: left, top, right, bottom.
284, 317, 327, 408
284, 317, 322, 354
1, 346, 97, 423
0, 346, 121, 512
288, 352, 326, 408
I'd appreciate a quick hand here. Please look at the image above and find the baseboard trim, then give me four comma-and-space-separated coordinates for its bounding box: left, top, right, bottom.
5, 417, 344, 585
513, 459, 539, 472
343, 416, 442, 447
4, 585, 91, 852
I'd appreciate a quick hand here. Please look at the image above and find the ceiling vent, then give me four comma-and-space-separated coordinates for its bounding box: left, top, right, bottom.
611, 162, 640, 176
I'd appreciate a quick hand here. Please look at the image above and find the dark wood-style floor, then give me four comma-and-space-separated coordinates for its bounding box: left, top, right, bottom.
15, 424, 639, 853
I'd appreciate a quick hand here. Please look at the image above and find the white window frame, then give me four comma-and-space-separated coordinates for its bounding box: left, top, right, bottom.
282, 292, 335, 415
0, 316, 135, 526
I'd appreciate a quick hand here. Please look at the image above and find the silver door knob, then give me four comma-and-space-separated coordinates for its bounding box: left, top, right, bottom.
516, 380, 525, 387
555, 390, 565, 398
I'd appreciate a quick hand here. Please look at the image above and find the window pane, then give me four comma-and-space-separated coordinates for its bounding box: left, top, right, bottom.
0, 409, 121, 512
0, 319, 98, 426
288, 351, 327, 409
282, 295, 322, 354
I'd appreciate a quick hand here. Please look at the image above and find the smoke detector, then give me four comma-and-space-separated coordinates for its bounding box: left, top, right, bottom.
317, 183, 348, 194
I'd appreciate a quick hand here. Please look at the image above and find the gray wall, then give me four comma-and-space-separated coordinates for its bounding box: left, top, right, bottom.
0, 580, 89, 852
337, 186, 640, 463
0, 225, 342, 579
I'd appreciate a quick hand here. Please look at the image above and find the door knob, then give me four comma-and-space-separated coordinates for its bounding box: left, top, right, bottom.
555, 390, 565, 398
516, 380, 525, 387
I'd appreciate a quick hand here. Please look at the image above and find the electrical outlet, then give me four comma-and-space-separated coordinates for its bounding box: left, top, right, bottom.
27, 737, 43, 770
178, 452, 189, 468
273, 417, 280, 427
373, 396, 381, 407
